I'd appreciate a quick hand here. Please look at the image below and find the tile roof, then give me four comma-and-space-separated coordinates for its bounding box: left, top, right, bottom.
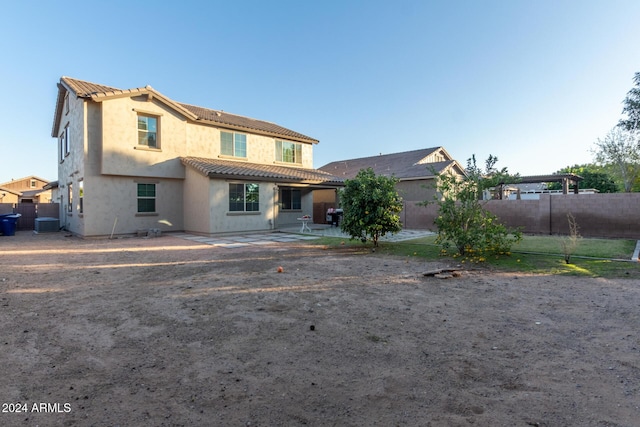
319, 148, 460, 180
60, 77, 122, 97
178, 103, 317, 143
181, 157, 344, 187
55, 77, 318, 143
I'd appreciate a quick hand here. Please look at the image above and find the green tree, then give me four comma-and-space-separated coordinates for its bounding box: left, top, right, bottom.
339, 168, 403, 247
547, 164, 618, 193
465, 154, 520, 198
619, 72, 640, 131
591, 72, 640, 192
592, 127, 640, 192
428, 156, 521, 258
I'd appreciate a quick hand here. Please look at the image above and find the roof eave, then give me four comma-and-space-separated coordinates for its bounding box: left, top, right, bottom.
51, 83, 66, 137
193, 119, 319, 144
90, 88, 199, 121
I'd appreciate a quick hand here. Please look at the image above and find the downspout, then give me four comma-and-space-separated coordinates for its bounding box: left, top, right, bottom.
272, 185, 278, 230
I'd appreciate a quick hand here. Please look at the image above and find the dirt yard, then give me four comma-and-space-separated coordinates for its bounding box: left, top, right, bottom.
1, 231, 639, 427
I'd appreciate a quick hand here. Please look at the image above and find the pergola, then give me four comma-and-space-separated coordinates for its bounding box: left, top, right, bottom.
495, 173, 584, 199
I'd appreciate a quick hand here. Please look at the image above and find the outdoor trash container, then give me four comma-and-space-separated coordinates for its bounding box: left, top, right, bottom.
0, 214, 21, 236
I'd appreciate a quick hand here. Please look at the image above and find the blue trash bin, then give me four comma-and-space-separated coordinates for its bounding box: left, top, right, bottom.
0, 214, 20, 236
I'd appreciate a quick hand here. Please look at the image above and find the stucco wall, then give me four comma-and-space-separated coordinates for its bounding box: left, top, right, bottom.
101, 97, 186, 179
56, 92, 87, 234
183, 168, 213, 234
80, 175, 183, 237
207, 180, 277, 234
99, 96, 314, 180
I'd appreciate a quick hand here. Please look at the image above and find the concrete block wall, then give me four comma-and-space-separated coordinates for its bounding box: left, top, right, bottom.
400, 193, 640, 239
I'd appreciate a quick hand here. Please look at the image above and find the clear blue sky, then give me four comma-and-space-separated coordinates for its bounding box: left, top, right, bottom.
2, 0, 639, 183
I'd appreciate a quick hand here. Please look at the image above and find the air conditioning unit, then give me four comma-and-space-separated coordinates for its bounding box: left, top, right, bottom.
35, 217, 60, 233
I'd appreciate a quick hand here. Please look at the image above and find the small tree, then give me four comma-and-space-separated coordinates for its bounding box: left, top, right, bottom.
339, 168, 403, 247
561, 213, 581, 264
427, 155, 521, 258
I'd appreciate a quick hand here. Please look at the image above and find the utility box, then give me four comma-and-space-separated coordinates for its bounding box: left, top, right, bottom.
34, 217, 60, 233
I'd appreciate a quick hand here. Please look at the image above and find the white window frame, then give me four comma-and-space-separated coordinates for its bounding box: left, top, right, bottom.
137, 114, 159, 148
220, 131, 247, 158
276, 140, 302, 164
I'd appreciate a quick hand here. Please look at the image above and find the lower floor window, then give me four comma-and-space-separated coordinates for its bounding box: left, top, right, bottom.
67, 183, 73, 213
280, 188, 301, 210
78, 180, 84, 213
137, 183, 156, 213
229, 183, 259, 212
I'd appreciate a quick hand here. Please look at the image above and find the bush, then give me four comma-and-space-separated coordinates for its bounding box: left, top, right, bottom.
340, 168, 403, 247
430, 170, 521, 259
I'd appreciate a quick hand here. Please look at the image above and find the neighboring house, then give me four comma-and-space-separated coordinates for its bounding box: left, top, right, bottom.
0, 176, 53, 204
318, 147, 467, 203
51, 76, 344, 237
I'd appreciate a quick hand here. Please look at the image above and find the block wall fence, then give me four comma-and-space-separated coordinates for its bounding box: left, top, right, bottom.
401, 193, 640, 239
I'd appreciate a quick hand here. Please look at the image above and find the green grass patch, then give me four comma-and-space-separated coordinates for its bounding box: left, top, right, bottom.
307, 233, 640, 279
513, 235, 636, 259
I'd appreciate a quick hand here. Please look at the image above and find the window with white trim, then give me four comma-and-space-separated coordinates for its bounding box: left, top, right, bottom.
67, 183, 73, 213
137, 115, 158, 148
221, 131, 247, 158
137, 183, 156, 213
59, 133, 64, 162
276, 140, 302, 164
64, 125, 70, 156
229, 183, 259, 212
78, 180, 84, 213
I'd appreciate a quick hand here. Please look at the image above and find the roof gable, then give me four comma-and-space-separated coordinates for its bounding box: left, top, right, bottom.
319, 147, 464, 180
0, 175, 50, 187
52, 77, 318, 143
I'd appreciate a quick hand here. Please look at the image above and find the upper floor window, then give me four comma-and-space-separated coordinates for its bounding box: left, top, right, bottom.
59, 134, 64, 162
229, 183, 259, 212
64, 92, 70, 114
276, 140, 302, 164
137, 115, 158, 148
30, 180, 36, 188
221, 131, 247, 158
65, 126, 70, 155
59, 125, 70, 162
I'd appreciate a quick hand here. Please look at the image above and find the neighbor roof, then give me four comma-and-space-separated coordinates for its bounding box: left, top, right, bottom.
319, 148, 464, 180
181, 157, 344, 187
53, 77, 318, 144
0, 175, 51, 187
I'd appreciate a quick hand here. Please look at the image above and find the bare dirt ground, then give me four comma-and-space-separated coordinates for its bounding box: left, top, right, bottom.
1, 231, 639, 427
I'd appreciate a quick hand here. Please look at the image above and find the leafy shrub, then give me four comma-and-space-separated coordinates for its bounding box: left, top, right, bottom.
430, 169, 521, 259
340, 168, 403, 247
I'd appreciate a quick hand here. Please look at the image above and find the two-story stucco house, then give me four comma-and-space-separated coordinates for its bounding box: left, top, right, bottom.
51, 77, 343, 237
0, 176, 53, 204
